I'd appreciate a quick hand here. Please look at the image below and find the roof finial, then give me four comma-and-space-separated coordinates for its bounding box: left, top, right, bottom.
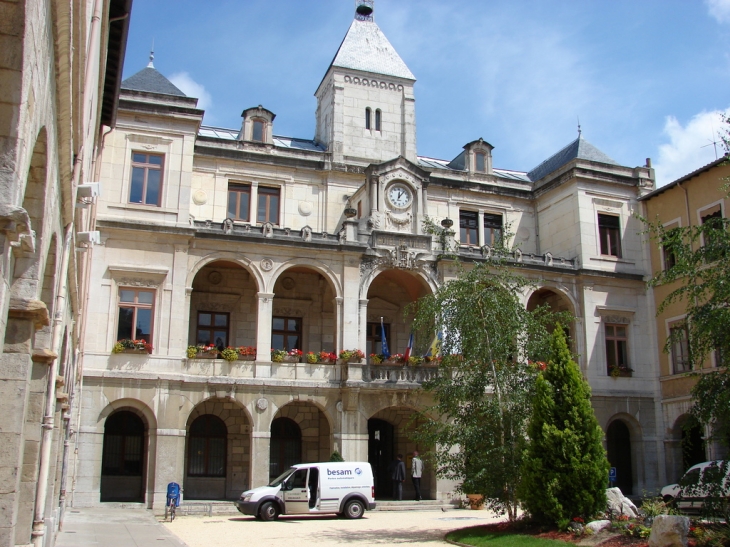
577, 116, 582, 137
355, 0, 374, 21
147, 39, 155, 68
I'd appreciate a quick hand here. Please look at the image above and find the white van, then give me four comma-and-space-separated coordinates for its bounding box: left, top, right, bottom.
234, 462, 376, 520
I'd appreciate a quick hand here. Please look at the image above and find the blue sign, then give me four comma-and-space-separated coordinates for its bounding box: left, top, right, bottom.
609, 467, 617, 480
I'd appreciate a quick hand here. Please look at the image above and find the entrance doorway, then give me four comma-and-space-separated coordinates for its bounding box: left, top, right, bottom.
100, 410, 146, 502
270, 417, 301, 480
607, 420, 633, 495
368, 418, 394, 498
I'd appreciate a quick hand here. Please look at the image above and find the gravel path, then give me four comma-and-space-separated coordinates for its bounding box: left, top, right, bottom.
162, 510, 504, 547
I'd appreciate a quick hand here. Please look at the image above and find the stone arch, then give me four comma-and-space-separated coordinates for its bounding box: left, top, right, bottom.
188, 259, 260, 350
97, 398, 158, 432
367, 406, 434, 500
99, 405, 152, 503
184, 397, 252, 499
186, 252, 264, 291
270, 263, 342, 355
605, 413, 643, 496
34, 232, 58, 350
359, 263, 438, 301
363, 268, 435, 358
525, 284, 579, 317
669, 414, 706, 481
269, 258, 342, 299
270, 401, 333, 478
526, 285, 579, 354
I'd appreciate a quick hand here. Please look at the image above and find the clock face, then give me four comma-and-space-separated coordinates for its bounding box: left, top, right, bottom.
387, 184, 412, 208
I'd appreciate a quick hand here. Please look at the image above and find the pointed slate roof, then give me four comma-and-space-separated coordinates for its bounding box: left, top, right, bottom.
329, 17, 415, 81
527, 136, 618, 182
121, 66, 186, 97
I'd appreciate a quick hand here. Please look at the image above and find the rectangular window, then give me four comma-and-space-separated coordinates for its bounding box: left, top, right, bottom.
257, 186, 280, 225
670, 323, 691, 374
365, 108, 371, 130
227, 184, 250, 221
375, 109, 382, 131
196, 311, 229, 349
700, 205, 724, 261
252, 119, 265, 142
129, 153, 163, 205
475, 152, 486, 172
460, 211, 478, 246
366, 321, 390, 356
484, 213, 503, 246
605, 324, 629, 374
272, 316, 301, 351
117, 288, 154, 343
598, 213, 622, 257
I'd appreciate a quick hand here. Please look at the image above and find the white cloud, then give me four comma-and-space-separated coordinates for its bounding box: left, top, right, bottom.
169, 72, 212, 113
653, 108, 729, 186
706, 0, 730, 23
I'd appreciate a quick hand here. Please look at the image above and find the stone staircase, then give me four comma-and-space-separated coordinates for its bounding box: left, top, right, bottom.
373, 500, 457, 512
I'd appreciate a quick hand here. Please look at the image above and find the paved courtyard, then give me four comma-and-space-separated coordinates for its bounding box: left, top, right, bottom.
163, 509, 504, 547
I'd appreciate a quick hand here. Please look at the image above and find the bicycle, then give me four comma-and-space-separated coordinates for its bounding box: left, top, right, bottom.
166, 482, 181, 522
168, 499, 176, 521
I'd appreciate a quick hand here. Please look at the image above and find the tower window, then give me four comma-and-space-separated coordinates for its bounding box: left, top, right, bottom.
375, 109, 382, 131
365, 108, 372, 130
598, 213, 622, 257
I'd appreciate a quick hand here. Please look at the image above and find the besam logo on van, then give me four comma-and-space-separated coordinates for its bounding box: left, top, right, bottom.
355, 468, 362, 475
327, 468, 352, 476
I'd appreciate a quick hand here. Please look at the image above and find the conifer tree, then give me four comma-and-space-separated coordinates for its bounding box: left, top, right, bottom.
518, 326, 609, 528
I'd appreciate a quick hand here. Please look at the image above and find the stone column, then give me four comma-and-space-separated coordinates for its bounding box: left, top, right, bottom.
168, 244, 189, 357
478, 210, 485, 247
249, 182, 259, 222
358, 299, 368, 355
250, 430, 271, 488
334, 297, 344, 352
255, 292, 274, 376
152, 428, 185, 512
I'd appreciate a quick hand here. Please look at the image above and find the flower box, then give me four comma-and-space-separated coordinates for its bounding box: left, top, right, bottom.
117, 348, 150, 355
283, 355, 300, 363
196, 351, 219, 359
609, 368, 633, 378
237, 355, 256, 361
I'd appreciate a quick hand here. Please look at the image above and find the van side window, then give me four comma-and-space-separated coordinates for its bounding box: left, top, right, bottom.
289, 469, 308, 489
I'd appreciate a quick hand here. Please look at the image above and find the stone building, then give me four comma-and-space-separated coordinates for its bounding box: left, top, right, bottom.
0, 0, 130, 545
74, 3, 664, 510
640, 155, 730, 484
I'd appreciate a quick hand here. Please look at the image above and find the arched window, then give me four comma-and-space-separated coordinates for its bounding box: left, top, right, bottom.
270, 417, 301, 479
375, 109, 382, 131
188, 415, 227, 477
365, 108, 372, 130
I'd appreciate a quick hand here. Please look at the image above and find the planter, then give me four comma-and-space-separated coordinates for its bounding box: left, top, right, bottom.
609, 368, 632, 378
196, 352, 219, 359
384, 358, 404, 365
466, 494, 484, 510
283, 356, 301, 363
237, 355, 256, 361
117, 348, 150, 355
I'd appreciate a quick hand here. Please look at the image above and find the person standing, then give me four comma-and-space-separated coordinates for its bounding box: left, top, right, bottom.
411, 451, 423, 501
390, 454, 406, 500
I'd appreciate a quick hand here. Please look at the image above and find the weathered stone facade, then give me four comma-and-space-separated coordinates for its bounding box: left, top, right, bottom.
0, 0, 130, 545
74, 4, 666, 513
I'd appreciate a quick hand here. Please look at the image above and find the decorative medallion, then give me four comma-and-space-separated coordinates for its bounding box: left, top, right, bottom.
336, 401, 343, 413
298, 202, 313, 216
208, 271, 222, 285
256, 398, 268, 411
281, 277, 295, 290
192, 190, 207, 205
261, 258, 273, 271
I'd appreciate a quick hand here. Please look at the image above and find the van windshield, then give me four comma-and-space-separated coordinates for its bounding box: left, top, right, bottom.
268, 468, 296, 487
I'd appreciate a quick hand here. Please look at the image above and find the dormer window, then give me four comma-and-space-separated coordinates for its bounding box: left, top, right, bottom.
365, 108, 372, 130
252, 119, 265, 142
475, 152, 486, 172
375, 109, 382, 131
240, 105, 276, 144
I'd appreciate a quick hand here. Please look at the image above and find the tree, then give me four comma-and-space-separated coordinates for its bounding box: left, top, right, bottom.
410, 260, 570, 521
519, 326, 609, 528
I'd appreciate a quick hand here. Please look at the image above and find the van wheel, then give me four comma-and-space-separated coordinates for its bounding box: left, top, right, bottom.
259, 501, 279, 521
344, 499, 365, 519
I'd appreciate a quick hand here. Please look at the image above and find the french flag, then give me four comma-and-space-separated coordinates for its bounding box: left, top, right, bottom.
403, 333, 414, 362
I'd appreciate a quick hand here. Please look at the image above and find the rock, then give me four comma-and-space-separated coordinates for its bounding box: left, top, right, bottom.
606, 487, 638, 518
648, 515, 689, 547
586, 520, 612, 533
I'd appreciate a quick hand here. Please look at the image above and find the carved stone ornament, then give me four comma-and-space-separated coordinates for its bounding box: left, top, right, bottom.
222, 218, 233, 234
195, 301, 229, 312
336, 401, 343, 413
386, 210, 412, 230
261, 258, 274, 271
481, 245, 492, 258
603, 315, 630, 324
545, 252, 553, 266
118, 277, 160, 288
256, 398, 268, 411
262, 222, 274, 238
273, 307, 303, 317
301, 226, 312, 242
514, 248, 523, 262
281, 277, 295, 290
208, 271, 222, 285
192, 190, 207, 205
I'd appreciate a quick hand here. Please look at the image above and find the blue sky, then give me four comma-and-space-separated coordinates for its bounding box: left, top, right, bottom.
122, 0, 730, 186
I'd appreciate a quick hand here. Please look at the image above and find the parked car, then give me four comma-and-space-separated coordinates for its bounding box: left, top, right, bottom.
661, 460, 729, 514
235, 461, 376, 521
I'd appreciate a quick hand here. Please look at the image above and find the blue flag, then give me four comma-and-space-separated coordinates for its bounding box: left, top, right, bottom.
380, 318, 390, 358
